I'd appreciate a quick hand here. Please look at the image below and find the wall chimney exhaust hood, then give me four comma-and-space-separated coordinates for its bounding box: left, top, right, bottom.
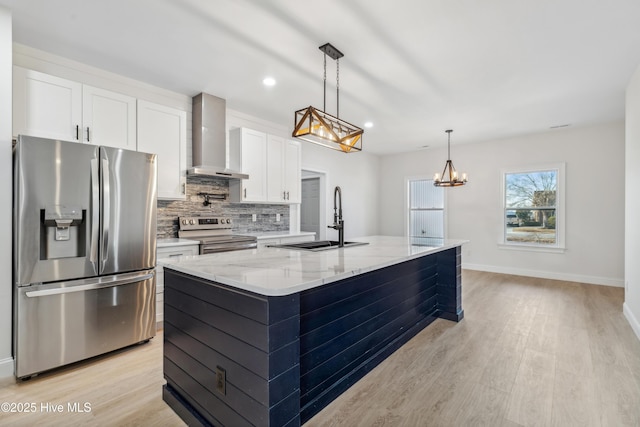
188, 93, 249, 179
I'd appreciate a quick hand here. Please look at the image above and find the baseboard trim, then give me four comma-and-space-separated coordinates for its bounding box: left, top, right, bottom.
462, 263, 624, 287
623, 303, 640, 342
0, 357, 14, 382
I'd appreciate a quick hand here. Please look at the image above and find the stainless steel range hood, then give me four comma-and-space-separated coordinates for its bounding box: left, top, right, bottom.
188, 93, 249, 179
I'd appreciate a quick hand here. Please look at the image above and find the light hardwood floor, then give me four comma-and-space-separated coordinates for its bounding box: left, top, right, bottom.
0, 331, 185, 426
307, 270, 640, 426
0, 270, 638, 426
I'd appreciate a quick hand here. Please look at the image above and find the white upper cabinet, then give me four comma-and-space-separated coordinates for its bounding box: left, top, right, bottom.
229, 128, 268, 202
137, 100, 187, 200
267, 137, 301, 203
14, 67, 136, 151
284, 140, 301, 203
230, 127, 301, 204
266, 135, 285, 203
13, 66, 82, 141
82, 85, 136, 150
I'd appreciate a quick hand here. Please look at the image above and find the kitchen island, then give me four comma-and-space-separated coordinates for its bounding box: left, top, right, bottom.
161, 236, 466, 427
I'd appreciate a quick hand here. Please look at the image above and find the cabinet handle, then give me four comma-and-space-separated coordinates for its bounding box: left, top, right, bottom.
244, 188, 247, 198
286, 191, 290, 200
283, 191, 286, 200
86, 127, 90, 142
182, 183, 186, 194
75, 125, 79, 140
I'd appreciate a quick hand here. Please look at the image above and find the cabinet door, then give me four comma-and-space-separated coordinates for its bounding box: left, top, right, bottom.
284, 140, 301, 203
137, 100, 187, 200
267, 135, 285, 202
13, 66, 82, 141
82, 85, 136, 150
238, 128, 268, 202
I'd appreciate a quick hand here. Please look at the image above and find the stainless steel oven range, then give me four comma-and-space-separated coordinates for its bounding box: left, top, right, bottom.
177, 216, 257, 254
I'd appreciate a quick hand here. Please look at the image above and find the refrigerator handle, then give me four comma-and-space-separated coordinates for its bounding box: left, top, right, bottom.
89, 158, 100, 272
24, 271, 155, 297
101, 157, 110, 270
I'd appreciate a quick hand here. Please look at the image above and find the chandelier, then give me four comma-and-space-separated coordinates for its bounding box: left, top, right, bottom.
433, 130, 468, 187
292, 43, 363, 153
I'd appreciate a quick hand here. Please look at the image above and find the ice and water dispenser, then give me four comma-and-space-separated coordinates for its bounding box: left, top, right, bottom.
40, 205, 86, 260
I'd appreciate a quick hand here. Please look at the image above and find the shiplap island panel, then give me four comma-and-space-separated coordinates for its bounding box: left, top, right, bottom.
161, 236, 466, 426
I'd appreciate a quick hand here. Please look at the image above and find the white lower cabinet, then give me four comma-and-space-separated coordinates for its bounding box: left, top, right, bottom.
156, 244, 199, 325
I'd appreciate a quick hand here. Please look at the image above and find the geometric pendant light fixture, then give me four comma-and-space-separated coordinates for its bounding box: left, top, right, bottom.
433, 130, 468, 187
292, 43, 363, 153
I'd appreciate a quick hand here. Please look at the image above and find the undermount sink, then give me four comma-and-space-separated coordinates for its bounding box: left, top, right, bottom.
269, 240, 369, 251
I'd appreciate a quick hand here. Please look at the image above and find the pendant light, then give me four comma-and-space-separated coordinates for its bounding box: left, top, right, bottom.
433, 130, 468, 187
292, 43, 363, 153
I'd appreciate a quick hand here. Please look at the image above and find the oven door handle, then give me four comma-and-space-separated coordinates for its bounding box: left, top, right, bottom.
202, 242, 257, 254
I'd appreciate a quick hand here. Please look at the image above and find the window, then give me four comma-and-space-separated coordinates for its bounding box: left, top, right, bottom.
501, 163, 565, 251
408, 178, 444, 240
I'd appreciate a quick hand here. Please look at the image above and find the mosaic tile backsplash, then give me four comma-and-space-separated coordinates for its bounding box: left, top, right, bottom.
157, 175, 290, 238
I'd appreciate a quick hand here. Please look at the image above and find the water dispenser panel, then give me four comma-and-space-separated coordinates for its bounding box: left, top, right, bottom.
44, 206, 83, 241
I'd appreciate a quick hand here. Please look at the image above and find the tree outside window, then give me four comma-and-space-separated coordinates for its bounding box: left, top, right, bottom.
504, 169, 559, 246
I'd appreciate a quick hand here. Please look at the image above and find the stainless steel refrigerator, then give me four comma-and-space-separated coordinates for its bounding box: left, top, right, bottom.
13, 135, 157, 379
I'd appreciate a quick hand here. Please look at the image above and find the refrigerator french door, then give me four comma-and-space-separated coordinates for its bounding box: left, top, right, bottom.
13, 135, 157, 379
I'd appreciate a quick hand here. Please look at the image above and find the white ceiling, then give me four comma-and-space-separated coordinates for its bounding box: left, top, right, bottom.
3, 0, 640, 154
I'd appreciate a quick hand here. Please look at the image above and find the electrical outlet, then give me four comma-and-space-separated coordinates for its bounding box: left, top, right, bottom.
252, 213, 257, 222
216, 366, 226, 395
276, 213, 281, 222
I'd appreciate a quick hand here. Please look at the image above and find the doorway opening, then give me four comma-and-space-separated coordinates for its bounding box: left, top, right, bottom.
300, 169, 327, 241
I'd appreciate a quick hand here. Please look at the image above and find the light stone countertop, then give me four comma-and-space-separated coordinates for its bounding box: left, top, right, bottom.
160, 235, 467, 296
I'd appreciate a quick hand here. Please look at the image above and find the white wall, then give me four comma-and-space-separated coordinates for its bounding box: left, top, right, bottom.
301, 143, 380, 241
0, 6, 13, 378
380, 122, 625, 287
625, 65, 640, 340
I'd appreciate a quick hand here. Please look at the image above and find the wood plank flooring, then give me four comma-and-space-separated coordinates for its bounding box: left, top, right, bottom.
0, 332, 186, 426
307, 271, 640, 427
0, 270, 638, 426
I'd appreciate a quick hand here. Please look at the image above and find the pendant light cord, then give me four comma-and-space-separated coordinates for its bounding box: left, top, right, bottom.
336, 58, 340, 118
323, 53, 327, 112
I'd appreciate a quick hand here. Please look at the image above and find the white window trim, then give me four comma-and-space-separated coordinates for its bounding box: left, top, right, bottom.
404, 175, 447, 238
498, 163, 566, 253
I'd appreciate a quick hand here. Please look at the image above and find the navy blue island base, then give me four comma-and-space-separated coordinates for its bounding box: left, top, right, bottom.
162, 246, 463, 426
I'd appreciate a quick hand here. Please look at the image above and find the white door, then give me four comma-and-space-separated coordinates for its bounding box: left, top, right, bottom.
301, 177, 320, 238
137, 100, 187, 200
82, 85, 136, 150
13, 66, 82, 141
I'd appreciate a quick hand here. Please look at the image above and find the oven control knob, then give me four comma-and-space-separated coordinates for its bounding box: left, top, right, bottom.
226, 219, 231, 224
182, 219, 187, 225
189, 219, 195, 225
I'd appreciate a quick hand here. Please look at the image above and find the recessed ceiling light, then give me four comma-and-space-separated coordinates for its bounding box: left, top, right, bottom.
364, 121, 373, 128
263, 77, 276, 87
